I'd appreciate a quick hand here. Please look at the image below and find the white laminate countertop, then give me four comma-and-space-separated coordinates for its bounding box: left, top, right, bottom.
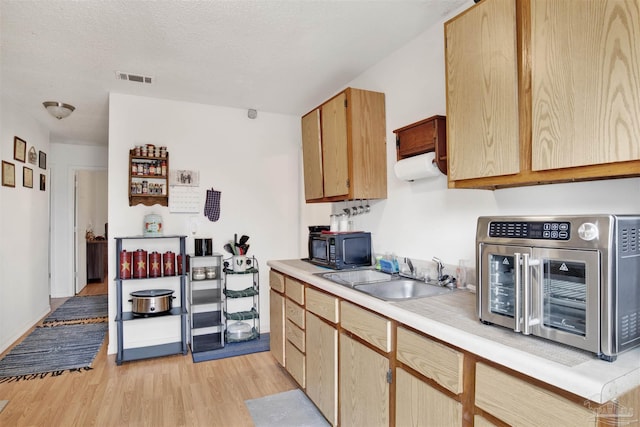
268, 259, 640, 404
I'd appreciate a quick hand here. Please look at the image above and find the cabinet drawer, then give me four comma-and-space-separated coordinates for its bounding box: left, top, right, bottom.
270, 270, 285, 293
285, 299, 305, 329
475, 363, 596, 427
285, 277, 305, 305
306, 287, 339, 323
340, 301, 391, 352
286, 318, 305, 352
285, 340, 306, 387
396, 326, 463, 394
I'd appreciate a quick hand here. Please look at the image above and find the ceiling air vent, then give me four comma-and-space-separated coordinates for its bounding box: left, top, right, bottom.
115, 71, 153, 84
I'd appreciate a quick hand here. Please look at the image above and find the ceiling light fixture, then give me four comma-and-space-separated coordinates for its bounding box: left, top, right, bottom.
43, 101, 75, 120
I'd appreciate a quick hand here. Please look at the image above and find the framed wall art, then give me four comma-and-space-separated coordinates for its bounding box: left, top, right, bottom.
2, 161, 15, 187
39, 151, 47, 169
28, 147, 37, 165
40, 174, 46, 191
23, 166, 33, 188
14, 137, 26, 163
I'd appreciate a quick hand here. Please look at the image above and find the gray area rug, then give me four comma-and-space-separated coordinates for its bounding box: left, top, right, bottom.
0, 400, 8, 413
43, 294, 108, 324
245, 389, 330, 427
0, 323, 108, 380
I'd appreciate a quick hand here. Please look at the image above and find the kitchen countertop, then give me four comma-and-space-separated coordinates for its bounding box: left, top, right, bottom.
267, 259, 640, 404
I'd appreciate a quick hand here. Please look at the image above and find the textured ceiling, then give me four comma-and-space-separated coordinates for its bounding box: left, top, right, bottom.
1, 0, 469, 146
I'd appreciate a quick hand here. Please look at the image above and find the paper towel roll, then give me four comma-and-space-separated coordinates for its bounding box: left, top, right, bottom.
394, 152, 441, 181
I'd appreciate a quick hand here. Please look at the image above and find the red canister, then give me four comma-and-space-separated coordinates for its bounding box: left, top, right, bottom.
119, 250, 133, 279
149, 251, 162, 277
133, 249, 148, 279
176, 254, 188, 275
163, 251, 176, 276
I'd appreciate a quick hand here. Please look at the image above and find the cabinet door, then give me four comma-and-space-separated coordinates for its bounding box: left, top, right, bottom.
306, 312, 338, 426
301, 109, 325, 200
396, 368, 463, 427
269, 290, 285, 366
531, 0, 640, 170
321, 92, 349, 198
340, 333, 389, 426
445, 0, 520, 181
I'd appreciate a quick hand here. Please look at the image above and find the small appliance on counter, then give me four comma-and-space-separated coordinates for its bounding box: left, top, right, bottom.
476, 214, 640, 361
308, 229, 372, 270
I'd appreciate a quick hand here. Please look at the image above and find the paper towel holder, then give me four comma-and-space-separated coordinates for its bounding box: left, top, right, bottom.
393, 115, 447, 174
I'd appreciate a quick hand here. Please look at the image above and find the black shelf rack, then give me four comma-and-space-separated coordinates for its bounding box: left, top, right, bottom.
114, 235, 188, 365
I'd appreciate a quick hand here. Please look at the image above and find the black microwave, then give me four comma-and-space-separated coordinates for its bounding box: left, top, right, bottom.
308, 231, 372, 270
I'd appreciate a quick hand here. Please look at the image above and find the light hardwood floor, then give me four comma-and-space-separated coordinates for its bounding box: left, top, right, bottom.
0, 281, 298, 426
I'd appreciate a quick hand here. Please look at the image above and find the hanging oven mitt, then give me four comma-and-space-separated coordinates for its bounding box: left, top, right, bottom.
204, 188, 221, 222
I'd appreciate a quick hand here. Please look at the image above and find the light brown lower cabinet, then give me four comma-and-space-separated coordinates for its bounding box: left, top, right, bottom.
395, 367, 463, 427
284, 295, 306, 388
269, 290, 285, 366
475, 363, 597, 427
305, 312, 338, 426
268, 269, 636, 427
396, 326, 463, 395
339, 332, 389, 426
473, 415, 499, 427
285, 340, 305, 387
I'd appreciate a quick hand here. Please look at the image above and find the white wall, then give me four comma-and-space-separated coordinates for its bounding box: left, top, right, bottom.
0, 101, 51, 353
308, 3, 640, 276
50, 143, 108, 297
107, 93, 300, 354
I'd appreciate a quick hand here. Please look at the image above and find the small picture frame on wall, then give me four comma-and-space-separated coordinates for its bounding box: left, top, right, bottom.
28, 147, 37, 165
14, 137, 26, 163
40, 174, 46, 191
23, 166, 33, 188
39, 151, 47, 169
2, 161, 15, 187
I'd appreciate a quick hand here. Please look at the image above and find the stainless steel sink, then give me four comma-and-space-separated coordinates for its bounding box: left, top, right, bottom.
320, 269, 392, 287
354, 279, 456, 301
318, 269, 456, 301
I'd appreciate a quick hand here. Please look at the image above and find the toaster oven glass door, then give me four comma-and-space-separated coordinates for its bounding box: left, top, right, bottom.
530, 248, 600, 352
479, 244, 531, 331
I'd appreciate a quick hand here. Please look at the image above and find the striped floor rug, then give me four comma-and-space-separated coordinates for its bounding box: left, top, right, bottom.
0, 322, 108, 381
43, 294, 108, 325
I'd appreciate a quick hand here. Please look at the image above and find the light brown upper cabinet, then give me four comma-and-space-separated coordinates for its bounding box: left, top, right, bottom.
445, 0, 640, 189
301, 88, 387, 202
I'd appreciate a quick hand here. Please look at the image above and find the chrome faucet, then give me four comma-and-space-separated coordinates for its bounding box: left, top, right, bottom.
405, 257, 415, 276
432, 257, 445, 280
399, 257, 416, 279
432, 257, 455, 287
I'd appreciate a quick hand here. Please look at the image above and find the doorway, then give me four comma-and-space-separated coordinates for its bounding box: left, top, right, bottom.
74, 170, 108, 295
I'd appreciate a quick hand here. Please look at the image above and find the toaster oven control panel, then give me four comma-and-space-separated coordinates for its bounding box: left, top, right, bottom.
489, 221, 571, 240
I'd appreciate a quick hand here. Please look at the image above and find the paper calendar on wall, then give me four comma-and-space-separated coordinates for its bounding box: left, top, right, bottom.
169, 185, 200, 213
